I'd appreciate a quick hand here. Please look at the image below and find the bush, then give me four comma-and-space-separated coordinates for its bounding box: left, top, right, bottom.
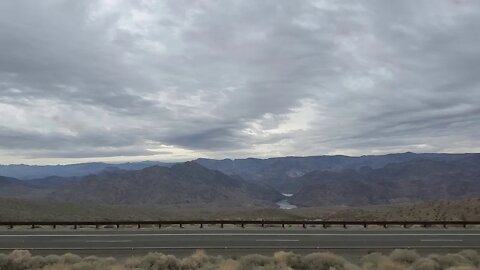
389, 249, 420, 265
273, 251, 306, 269
457, 250, 479, 267
237, 254, 272, 270
303, 252, 347, 270
132, 252, 181, 270
0, 249, 477, 270
411, 258, 441, 270
435, 253, 471, 269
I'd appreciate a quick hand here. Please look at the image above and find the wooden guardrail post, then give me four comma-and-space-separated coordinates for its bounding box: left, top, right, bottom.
241, 223, 245, 228
200, 223, 203, 228
74, 224, 77, 230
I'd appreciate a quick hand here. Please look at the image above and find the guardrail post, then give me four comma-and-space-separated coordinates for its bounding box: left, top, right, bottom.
221, 223, 224, 228
158, 223, 162, 229
443, 223, 447, 228
463, 223, 467, 228
52, 224, 56, 229
179, 223, 183, 228
9, 224, 13, 229
137, 223, 141, 229
74, 224, 77, 230
343, 223, 347, 229
200, 223, 203, 229
323, 223, 327, 228
261, 222, 264, 228
31, 224, 35, 229
241, 223, 244, 228
96, 224, 99, 229
363, 223, 367, 228
383, 224, 387, 229
403, 223, 408, 228
303, 223, 306, 229
116, 224, 120, 229
282, 223, 285, 228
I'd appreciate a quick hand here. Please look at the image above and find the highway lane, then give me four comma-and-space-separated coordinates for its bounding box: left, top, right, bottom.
0, 229, 479, 257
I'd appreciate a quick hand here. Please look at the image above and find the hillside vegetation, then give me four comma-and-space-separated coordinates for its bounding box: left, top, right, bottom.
0, 197, 478, 222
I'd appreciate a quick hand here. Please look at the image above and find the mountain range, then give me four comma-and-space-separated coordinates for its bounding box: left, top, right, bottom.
0, 152, 479, 208
0, 162, 282, 208
0, 161, 172, 179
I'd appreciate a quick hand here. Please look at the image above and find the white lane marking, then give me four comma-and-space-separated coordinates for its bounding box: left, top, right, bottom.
255, 239, 300, 242
420, 239, 463, 242
0, 233, 479, 237
86, 240, 132, 243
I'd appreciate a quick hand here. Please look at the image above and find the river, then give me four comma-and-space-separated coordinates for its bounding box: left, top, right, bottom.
276, 193, 298, 209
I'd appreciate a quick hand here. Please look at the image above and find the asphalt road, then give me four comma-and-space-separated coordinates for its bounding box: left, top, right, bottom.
0, 229, 479, 257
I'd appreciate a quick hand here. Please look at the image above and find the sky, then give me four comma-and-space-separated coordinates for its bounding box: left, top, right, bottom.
0, 0, 479, 165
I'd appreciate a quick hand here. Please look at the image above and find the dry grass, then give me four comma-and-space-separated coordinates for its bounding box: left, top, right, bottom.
1, 197, 479, 222
0, 249, 478, 270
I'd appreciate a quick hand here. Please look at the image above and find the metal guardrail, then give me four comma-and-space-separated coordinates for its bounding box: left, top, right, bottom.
0, 220, 479, 229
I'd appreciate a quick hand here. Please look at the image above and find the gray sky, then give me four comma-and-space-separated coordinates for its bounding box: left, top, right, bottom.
1, 0, 479, 165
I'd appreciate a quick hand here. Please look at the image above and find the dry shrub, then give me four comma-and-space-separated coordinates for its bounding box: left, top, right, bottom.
411, 258, 441, 270
432, 253, 472, 269
43, 254, 61, 265
59, 253, 82, 265
180, 249, 220, 270
457, 250, 480, 267
218, 259, 239, 270
303, 252, 347, 270
375, 260, 407, 270
126, 252, 181, 270
273, 251, 305, 269
0, 249, 478, 270
444, 267, 478, 270
237, 254, 273, 270
360, 252, 392, 270
389, 249, 420, 265
343, 262, 361, 270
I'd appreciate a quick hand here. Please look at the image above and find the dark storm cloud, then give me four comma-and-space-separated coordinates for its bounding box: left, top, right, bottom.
0, 0, 479, 163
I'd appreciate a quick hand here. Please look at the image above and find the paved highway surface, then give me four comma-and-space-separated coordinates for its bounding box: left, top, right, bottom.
0, 229, 479, 257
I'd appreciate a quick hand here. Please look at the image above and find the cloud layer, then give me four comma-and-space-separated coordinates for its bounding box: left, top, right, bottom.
1, 0, 479, 164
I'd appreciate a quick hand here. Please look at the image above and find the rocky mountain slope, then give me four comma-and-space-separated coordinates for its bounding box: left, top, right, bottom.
195, 152, 472, 192
289, 156, 480, 207
0, 162, 282, 208
0, 161, 172, 180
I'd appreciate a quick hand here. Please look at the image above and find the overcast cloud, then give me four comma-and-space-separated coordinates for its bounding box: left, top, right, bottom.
0, 0, 479, 164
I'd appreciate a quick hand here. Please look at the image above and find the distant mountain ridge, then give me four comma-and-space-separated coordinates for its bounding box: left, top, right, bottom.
195, 152, 474, 192
0, 161, 173, 180
0, 162, 282, 208
289, 155, 480, 207
1, 153, 479, 208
